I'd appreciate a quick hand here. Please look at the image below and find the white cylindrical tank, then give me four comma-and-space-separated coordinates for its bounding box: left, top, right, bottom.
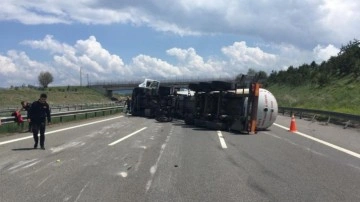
256, 88, 278, 129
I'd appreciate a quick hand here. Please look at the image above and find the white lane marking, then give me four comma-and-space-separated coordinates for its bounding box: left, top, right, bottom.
8, 159, 41, 174
135, 148, 145, 172
22, 160, 41, 169
50, 141, 85, 153
347, 164, 360, 171
36, 175, 52, 188
217, 131, 227, 149
273, 123, 360, 159
146, 128, 172, 192
0, 116, 124, 146
108, 127, 147, 146
267, 132, 327, 157
74, 181, 91, 202
8, 159, 37, 171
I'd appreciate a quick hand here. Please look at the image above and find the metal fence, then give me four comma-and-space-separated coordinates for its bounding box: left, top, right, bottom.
0, 106, 124, 126
0, 102, 124, 117
279, 107, 360, 129
2, 105, 359, 129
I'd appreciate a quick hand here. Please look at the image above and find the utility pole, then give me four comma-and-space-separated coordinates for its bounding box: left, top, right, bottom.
80, 66, 82, 86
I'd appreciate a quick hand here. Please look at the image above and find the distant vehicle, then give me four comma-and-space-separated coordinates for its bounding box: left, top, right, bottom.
130, 78, 278, 133
138, 79, 160, 89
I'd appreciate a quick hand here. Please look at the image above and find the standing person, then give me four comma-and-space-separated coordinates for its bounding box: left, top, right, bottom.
20, 101, 32, 132
28, 93, 51, 150
125, 96, 131, 114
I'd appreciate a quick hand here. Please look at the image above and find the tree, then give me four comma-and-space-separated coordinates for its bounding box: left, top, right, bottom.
38, 71, 54, 88
247, 68, 257, 76
255, 70, 267, 80
353, 60, 360, 79
235, 73, 246, 83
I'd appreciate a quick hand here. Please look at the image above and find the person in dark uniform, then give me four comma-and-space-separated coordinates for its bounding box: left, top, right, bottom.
28, 93, 51, 150
20, 101, 32, 132
125, 96, 131, 114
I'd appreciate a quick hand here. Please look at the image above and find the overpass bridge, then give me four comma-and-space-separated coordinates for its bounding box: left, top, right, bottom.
88, 77, 236, 97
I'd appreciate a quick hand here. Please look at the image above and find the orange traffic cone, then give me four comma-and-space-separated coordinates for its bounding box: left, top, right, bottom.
289, 114, 297, 132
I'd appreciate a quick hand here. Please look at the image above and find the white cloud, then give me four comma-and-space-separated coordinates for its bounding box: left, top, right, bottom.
313, 44, 339, 62
0, 1, 70, 24
0, 50, 55, 87
0, 55, 17, 75
0, 35, 346, 87
1, 0, 359, 47
6, 50, 52, 74
21, 35, 74, 54
166, 47, 227, 77
318, 0, 360, 43
221, 42, 277, 68
2, 0, 356, 87
130, 54, 182, 78
74, 36, 128, 75
18, 35, 133, 85
1, 35, 240, 86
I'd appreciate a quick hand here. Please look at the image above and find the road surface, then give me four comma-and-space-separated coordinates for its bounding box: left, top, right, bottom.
0, 114, 359, 202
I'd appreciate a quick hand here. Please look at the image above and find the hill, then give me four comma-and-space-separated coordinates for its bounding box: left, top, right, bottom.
266, 75, 360, 115
0, 86, 125, 109
261, 39, 360, 115
1, 78, 358, 116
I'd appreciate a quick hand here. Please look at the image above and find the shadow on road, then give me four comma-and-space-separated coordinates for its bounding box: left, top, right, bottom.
12, 148, 35, 151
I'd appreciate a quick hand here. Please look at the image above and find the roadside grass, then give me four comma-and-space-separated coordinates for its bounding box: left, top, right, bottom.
0, 86, 125, 109
0, 107, 123, 135
267, 76, 360, 115
0, 86, 126, 135
1, 78, 359, 135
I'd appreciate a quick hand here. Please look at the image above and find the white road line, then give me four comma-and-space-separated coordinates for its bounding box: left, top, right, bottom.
0, 116, 124, 146
146, 133, 171, 192
74, 181, 91, 202
217, 131, 227, 149
273, 123, 360, 159
36, 175, 52, 188
108, 127, 147, 146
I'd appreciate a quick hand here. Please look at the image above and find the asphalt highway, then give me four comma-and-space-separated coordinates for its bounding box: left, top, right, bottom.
0, 114, 359, 202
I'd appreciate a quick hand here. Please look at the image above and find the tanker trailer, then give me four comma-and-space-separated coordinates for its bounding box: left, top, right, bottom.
182, 81, 278, 133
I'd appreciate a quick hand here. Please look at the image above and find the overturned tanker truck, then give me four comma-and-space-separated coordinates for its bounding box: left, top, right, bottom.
130, 78, 278, 133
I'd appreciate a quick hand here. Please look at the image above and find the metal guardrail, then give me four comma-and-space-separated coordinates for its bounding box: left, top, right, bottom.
2, 105, 358, 129
279, 107, 360, 129
0, 102, 124, 117
89, 76, 236, 87
0, 106, 124, 125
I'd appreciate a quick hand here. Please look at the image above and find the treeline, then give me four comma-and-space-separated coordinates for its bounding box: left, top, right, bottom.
265, 39, 360, 87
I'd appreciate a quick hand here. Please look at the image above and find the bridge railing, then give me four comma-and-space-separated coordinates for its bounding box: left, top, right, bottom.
88, 76, 236, 87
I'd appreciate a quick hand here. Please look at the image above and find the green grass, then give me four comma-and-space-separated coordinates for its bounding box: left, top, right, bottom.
0, 86, 125, 109
0, 86, 125, 135
0, 106, 123, 135
266, 76, 360, 115
1, 79, 359, 118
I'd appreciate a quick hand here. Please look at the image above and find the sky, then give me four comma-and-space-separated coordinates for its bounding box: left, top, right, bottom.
0, 0, 359, 88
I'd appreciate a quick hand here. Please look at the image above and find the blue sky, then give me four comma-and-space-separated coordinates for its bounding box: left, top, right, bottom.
0, 0, 358, 87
